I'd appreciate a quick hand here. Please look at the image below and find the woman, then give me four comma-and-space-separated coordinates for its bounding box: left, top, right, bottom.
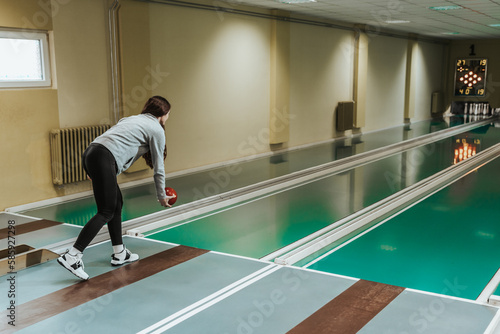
57, 96, 175, 280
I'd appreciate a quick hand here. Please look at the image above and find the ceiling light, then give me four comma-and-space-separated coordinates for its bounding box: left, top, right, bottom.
277, 0, 316, 3
442, 32, 460, 35
429, 5, 462, 11
385, 20, 410, 24
489, 23, 500, 27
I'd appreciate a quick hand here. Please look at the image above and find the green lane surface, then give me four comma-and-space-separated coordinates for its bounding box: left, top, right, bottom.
306, 152, 500, 300
147, 125, 500, 262
21, 118, 458, 225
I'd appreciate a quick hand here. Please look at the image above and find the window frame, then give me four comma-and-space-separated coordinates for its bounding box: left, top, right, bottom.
0, 30, 52, 88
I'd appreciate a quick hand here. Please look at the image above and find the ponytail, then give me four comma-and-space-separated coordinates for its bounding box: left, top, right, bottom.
141, 96, 170, 169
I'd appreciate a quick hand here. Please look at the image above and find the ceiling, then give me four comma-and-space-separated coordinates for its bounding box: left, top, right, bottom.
221, 0, 500, 40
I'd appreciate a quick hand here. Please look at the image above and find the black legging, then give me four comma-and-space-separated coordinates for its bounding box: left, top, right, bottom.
74, 143, 123, 252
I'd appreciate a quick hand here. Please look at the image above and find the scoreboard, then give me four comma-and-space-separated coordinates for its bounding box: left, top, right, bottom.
454, 58, 487, 97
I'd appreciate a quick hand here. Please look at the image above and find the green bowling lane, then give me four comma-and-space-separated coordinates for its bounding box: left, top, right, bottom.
305, 153, 500, 300
21, 117, 458, 225
147, 125, 500, 262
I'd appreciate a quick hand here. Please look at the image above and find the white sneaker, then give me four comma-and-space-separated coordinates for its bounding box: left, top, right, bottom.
57, 251, 89, 280
111, 247, 139, 266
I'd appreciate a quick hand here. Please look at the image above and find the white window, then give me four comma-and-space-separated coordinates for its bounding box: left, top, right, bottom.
0, 30, 51, 88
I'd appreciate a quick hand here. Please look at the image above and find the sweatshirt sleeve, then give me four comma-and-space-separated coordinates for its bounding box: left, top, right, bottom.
149, 128, 167, 200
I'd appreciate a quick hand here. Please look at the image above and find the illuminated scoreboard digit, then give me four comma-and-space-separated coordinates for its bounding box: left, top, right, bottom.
454, 58, 487, 97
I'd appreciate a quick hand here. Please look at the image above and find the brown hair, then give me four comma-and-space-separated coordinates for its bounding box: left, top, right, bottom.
141, 95, 171, 118
141, 96, 170, 169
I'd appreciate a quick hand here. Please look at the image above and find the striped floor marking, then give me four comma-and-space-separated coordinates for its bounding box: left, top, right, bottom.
287, 280, 405, 334
0, 245, 208, 333
0, 219, 62, 239
139, 264, 281, 334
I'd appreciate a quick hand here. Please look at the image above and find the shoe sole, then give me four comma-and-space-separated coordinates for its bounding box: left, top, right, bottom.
111, 257, 139, 266
57, 257, 89, 281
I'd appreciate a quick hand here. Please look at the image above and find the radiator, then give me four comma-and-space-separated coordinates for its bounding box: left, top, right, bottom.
336, 101, 354, 131
50, 125, 109, 185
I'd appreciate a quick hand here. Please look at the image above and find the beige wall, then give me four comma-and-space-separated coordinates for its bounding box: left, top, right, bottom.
0, 0, 52, 30
145, 2, 271, 170
0, 89, 60, 209
0, 0, 59, 209
52, 0, 111, 127
1, 0, 451, 210
365, 35, 408, 132
412, 41, 446, 121
120, 0, 152, 118
289, 23, 353, 146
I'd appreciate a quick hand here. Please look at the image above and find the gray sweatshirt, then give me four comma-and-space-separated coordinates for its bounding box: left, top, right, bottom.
93, 113, 166, 200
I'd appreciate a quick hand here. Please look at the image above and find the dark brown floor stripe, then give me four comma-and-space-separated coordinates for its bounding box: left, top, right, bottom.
287, 280, 405, 334
0, 245, 208, 332
0, 219, 62, 240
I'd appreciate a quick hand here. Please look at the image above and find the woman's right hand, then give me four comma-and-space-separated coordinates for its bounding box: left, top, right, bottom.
159, 198, 171, 208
